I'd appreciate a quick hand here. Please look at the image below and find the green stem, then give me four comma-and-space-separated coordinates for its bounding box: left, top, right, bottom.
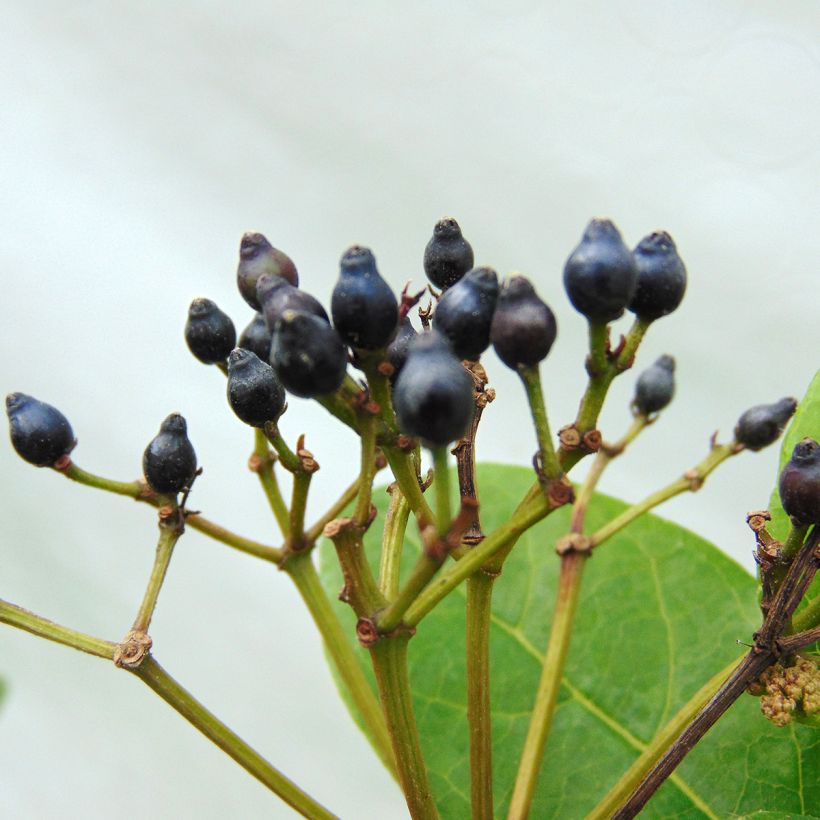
0, 599, 116, 659
264, 424, 303, 474
466, 571, 495, 820
586, 654, 743, 820
432, 447, 451, 536
588, 442, 736, 549
370, 635, 439, 819
284, 553, 396, 776
379, 487, 411, 600
405, 492, 554, 627
132, 515, 183, 633
793, 590, 820, 632
60, 461, 282, 563
519, 364, 561, 480
354, 413, 378, 526
575, 317, 650, 435
253, 429, 290, 536
134, 656, 336, 819
508, 552, 586, 819
0, 601, 336, 818
304, 474, 363, 545
384, 445, 434, 527
288, 471, 312, 553
377, 552, 444, 634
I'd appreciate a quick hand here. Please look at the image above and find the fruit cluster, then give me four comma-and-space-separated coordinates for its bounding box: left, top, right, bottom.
6, 216, 811, 504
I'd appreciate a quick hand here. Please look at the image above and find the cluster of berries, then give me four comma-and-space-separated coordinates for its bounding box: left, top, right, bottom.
5, 217, 818, 525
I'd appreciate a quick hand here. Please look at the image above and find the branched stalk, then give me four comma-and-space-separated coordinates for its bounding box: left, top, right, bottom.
354, 412, 378, 526
284, 552, 395, 776
305, 473, 364, 545
587, 653, 743, 820
264, 424, 303, 474
132, 507, 184, 633
507, 552, 586, 819
588, 441, 737, 549
432, 447, 451, 537
519, 364, 561, 481
370, 634, 439, 819
60, 461, 282, 562
0, 598, 117, 659
615, 527, 820, 817
0, 601, 336, 818
379, 487, 411, 600
252, 429, 290, 536
466, 570, 495, 820
133, 656, 337, 819
288, 471, 312, 553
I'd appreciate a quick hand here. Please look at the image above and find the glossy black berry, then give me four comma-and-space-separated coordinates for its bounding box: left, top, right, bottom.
433, 267, 499, 361
779, 438, 820, 525
490, 276, 557, 369
387, 316, 418, 379
227, 349, 286, 427
629, 231, 687, 321
633, 355, 676, 415
185, 298, 236, 364
142, 414, 197, 495
331, 246, 398, 350
238, 312, 273, 363
563, 219, 638, 323
257, 273, 328, 331
423, 217, 474, 290
6, 393, 75, 467
734, 397, 797, 451
237, 232, 299, 310
271, 310, 348, 398
393, 331, 474, 447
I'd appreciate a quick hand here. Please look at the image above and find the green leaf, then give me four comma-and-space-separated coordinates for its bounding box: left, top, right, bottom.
768, 368, 820, 541
320, 465, 820, 818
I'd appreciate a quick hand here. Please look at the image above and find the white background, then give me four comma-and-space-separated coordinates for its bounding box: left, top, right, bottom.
1, 2, 818, 818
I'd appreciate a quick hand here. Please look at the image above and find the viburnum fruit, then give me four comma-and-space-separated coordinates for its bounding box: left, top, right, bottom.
778, 438, 820, 525
331, 246, 398, 350
392, 330, 474, 446
563, 218, 637, 323
227, 349, 286, 428
433, 266, 499, 361
734, 397, 797, 451
490, 276, 557, 369
238, 312, 273, 363
270, 310, 348, 398
236, 232, 299, 309
257, 274, 328, 331
633, 355, 676, 415
629, 231, 687, 321
185, 298, 236, 365
423, 217, 474, 291
142, 413, 197, 495
5, 393, 75, 467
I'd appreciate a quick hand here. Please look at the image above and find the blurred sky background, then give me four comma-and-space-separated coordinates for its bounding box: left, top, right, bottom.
1, 2, 819, 817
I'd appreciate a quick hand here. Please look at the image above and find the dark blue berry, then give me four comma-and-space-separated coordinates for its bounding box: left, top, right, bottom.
227, 349, 286, 427
142, 414, 197, 494
386, 316, 418, 380
423, 217, 474, 290
6, 393, 75, 467
331, 246, 398, 350
563, 219, 638, 323
633, 355, 675, 415
271, 310, 348, 398
629, 232, 687, 321
734, 397, 797, 451
433, 267, 499, 361
238, 313, 273, 363
237, 232, 299, 310
257, 274, 328, 331
393, 331, 474, 446
490, 276, 557, 369
185, 298, 236, 365
779, 438, 820, 525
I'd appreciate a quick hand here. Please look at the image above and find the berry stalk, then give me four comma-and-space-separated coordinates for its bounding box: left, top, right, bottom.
378, 486, 411, 600
519, 364, 561, 481
251, 429, 290, 537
